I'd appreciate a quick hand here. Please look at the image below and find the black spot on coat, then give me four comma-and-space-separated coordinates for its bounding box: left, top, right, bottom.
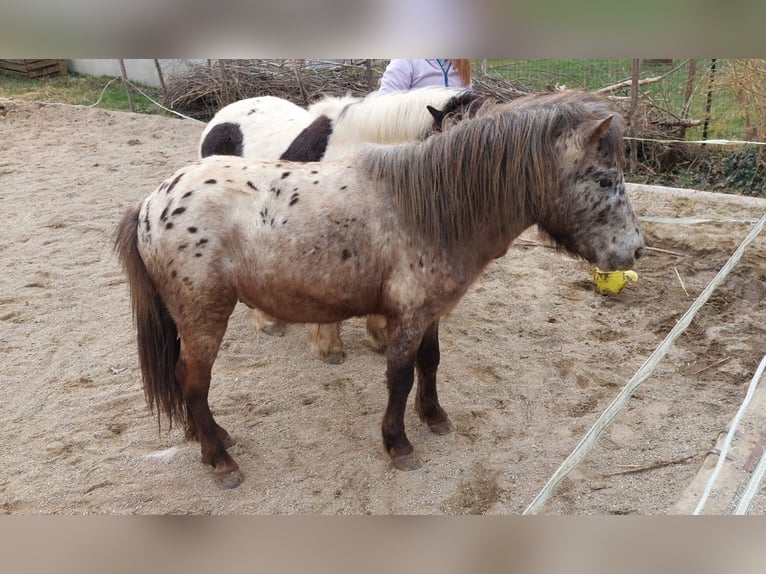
166, 172, 184, 194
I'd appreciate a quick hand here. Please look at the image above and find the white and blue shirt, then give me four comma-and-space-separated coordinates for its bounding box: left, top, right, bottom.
378, 59, 472, 92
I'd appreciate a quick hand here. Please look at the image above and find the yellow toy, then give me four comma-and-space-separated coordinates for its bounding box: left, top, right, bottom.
590, 268, 638, 295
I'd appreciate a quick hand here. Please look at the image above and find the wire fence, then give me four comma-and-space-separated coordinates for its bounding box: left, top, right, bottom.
481, 59, 755, 142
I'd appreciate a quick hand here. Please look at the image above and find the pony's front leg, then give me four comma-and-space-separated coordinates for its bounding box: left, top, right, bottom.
414, 320, 453, 434
176, 351, 243, 489
308, 322, 345, 364
382, 320, 426, 471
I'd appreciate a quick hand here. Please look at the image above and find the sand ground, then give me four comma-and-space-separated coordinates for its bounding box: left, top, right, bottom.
2, 98, 765, 514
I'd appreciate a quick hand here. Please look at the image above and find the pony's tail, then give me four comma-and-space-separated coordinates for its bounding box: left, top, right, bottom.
114, 206, 186, 430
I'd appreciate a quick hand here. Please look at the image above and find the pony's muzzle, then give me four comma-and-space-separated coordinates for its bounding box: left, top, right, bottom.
599, 237, 645, 272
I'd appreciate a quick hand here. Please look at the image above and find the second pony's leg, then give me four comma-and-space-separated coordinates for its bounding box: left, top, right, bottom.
308, 322, 345, 364
365, 314, 388, 353
252, 308, 286, 337
414, 320, 453, 434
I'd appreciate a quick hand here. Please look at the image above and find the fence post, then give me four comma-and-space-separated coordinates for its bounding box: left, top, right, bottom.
702, 59, 718, 145
153, 59, 167, 99
682, 59, 697, 120
629, 59, 640, 170
118, 59, 135, 113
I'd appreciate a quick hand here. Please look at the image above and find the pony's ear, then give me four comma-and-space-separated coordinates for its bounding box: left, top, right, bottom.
427, 105, 446, 126
582, 115, 613, 147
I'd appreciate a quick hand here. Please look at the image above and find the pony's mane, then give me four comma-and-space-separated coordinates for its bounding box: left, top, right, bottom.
331, 86, 473, 145
360, 90, 624, 248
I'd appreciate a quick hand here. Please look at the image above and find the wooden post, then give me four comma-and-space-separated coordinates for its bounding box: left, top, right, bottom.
153, 59, 167, 98
629, 59, 640, 170
118, 59, 135, 113
702, 59, 717, 145
682, 59, 697, 120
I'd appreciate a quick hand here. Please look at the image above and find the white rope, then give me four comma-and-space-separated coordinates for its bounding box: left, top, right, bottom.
624, 136, 766, 147
694, 354, 766, 515
734, 448, 766, 515
124, 79, 204, 123
640, 216, 759, 225
85, 75, 203, 123
87, 77, 120, 108
523, 210, 766, 515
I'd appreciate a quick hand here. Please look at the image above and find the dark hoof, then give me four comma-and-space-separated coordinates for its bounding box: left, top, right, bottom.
428, 418, 455, 435
214, 468, 244, 489
391, 452, 422, 471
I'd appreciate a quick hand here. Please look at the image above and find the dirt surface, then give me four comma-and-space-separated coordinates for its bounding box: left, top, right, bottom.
2, 98, 766, 515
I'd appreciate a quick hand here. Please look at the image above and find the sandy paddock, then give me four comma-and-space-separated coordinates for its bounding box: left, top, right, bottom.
2, 98, 765, 514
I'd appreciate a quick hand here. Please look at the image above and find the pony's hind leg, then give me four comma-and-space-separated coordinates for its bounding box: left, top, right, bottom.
414, 320, 453, 434
183, 407, 236, 449
308, 322, 345, 364
252, 308, 286, 337
175, 304, 243, 489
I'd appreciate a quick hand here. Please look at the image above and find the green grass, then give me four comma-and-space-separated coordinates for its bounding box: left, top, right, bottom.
0, 72, 168, 116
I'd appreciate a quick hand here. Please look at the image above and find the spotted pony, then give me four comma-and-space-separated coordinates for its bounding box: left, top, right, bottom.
115, 90, 644, 489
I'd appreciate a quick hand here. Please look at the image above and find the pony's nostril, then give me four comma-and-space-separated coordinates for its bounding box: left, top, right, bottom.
635, 246, 645, 260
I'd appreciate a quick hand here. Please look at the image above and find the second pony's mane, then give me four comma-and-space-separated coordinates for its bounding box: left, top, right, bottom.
360, 91, 624, 249
328, 87, 478, 146
307, 94, 360, 118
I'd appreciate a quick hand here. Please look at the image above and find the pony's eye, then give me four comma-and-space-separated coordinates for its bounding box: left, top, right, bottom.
599, 178, 613, 188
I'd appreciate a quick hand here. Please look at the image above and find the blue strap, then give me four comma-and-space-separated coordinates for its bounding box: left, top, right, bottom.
436, 59, 452, 87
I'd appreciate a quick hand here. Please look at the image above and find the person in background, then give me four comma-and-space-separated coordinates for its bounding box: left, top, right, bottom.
378, 59, 472, 92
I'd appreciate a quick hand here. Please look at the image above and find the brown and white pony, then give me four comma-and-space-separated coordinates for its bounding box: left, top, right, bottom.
115, 90, 644, 489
